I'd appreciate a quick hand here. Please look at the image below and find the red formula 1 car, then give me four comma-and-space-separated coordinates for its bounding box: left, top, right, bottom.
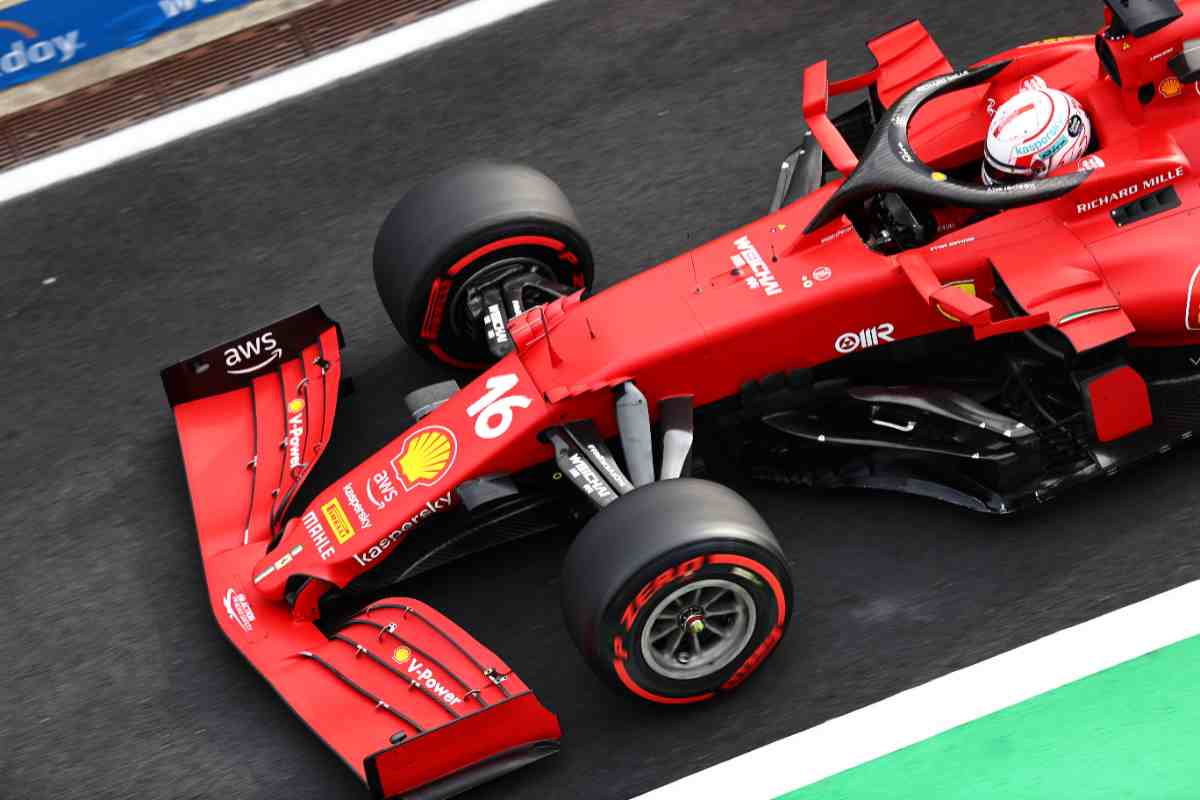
163, 1, 1200, 796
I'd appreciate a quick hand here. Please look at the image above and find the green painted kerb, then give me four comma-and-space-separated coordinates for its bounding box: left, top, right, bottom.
780, 635, 1200, 800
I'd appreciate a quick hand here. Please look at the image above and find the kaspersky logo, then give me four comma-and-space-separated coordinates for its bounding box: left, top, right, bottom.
0, 21, 84, 77
390, 426, 457, 491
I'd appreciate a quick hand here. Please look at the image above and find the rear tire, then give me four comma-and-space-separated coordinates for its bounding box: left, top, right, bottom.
561, 479, 793, 703
373, 162, 593, 369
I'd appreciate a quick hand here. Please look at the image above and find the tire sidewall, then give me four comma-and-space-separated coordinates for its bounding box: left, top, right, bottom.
595, 539, 791, 702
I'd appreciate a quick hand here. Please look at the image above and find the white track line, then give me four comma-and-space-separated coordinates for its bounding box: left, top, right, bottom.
635, 579, 1200, 800
0, 0, 558, 204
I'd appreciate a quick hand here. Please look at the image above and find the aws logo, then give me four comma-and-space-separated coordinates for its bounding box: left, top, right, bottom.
0, 21, 84, 76
224, 331, 281, 375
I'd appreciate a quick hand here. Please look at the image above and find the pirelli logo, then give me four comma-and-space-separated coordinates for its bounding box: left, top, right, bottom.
321, 498, 356, 544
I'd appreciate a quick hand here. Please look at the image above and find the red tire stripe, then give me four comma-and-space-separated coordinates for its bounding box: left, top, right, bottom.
611, 552, 787, 705
710, 554, 789, 692
420, 278, 452, 341
709, 554, 788, 618
427, 343, 489, 371
446, 235, 569, 277
612, 659, 714, 705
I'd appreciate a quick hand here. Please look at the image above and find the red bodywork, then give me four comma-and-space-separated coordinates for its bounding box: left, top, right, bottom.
164, 4, 1200, 797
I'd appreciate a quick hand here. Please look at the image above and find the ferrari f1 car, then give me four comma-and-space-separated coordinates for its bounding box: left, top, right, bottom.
163, 1, 1200, 796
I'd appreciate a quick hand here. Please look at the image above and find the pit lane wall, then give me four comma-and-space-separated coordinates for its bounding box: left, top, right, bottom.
0, 0, 253, 88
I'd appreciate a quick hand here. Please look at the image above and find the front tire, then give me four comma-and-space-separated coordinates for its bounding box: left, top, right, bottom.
373, 162, 593, 369
561, 479, 794, 703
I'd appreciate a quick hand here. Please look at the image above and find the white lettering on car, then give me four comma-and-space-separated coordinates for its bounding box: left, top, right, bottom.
351, 492, 453, 567
1076, 166, 1185, 214
566, 451, 616, 502
485, 303, 508, 344
224, 331, 281, 374
466, 374, 531, 439
302, 511, 335, 561
820, 226, 852, 245
223, 588, 256, 633
286, 412, 304, 469
366, 469, 399, 510
732, 236, 783, 296
342, 483, 372, 530
929, 236, 976, 253
835, 324, 896, 354
406, 659, 465, 707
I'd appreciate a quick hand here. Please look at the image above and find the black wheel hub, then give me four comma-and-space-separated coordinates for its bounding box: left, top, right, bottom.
449, 257, 576, 360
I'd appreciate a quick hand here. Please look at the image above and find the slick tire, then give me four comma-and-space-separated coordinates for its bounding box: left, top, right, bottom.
561, 479, 793, 704
373, 161, 593, 370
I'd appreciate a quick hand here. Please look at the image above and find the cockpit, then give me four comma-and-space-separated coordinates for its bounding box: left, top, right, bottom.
791, 0, 1200, 255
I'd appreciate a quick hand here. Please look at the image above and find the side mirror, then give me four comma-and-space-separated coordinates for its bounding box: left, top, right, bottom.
1103, 0, 1183, 38
1169, 39, 1200, 83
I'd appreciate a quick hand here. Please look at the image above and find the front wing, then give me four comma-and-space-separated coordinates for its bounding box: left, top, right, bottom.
162, 307, 560, 799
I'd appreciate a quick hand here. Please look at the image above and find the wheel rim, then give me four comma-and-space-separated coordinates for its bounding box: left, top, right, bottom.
640, 578, 756, 681
443, 255, 565, 358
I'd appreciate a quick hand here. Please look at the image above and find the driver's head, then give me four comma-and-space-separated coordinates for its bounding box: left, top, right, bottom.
982, 79, 1092, 186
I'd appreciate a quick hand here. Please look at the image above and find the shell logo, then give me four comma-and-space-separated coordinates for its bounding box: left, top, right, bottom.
1160, 77, 1182, 99
391, 425, 458, 491
287, 398, 305, 414
392, 646, 412, 665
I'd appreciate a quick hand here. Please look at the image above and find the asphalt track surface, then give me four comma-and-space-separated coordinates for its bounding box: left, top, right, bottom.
2, 2, 1198, 799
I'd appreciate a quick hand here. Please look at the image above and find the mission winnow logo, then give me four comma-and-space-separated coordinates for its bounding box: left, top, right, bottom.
0, 21, 83, 77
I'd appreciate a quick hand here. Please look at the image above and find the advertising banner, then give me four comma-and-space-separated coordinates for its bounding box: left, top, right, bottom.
0, 0, 255, 89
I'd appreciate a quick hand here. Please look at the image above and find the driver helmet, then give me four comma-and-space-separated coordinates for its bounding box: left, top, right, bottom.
982, 77, 1092, 186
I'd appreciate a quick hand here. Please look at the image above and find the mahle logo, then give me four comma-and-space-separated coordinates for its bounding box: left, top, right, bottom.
0, 21, 84, 77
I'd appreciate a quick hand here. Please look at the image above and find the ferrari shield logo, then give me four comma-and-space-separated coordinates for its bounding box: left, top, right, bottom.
391, 425, 458, 491
937, 280, 978, 322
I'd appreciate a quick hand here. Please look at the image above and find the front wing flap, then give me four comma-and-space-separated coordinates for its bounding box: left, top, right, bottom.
291, 599, 560, 800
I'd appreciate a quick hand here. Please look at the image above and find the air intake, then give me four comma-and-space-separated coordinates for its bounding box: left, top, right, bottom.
1103, 0, 1183, 38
